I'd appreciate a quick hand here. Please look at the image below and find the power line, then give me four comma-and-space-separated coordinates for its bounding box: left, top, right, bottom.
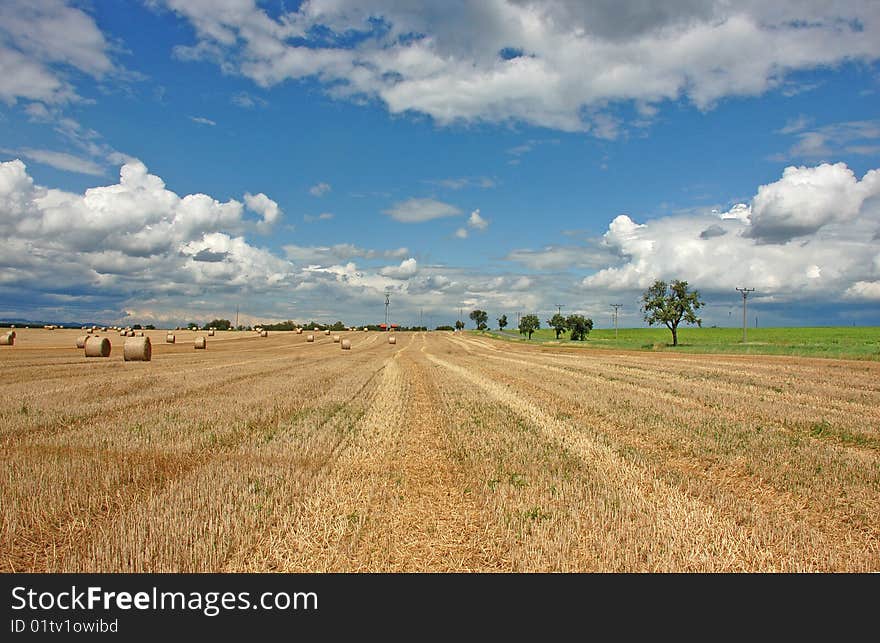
610, 304, 623, 340
554, 303, 564, 315
735, 287, 755, 343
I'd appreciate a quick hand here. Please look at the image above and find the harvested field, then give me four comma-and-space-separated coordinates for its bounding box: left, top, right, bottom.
1, 329, 877, 572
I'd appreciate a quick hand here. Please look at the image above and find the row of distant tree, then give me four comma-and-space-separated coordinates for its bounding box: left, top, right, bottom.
459, 280, 704, 346
168, 280, 703, 345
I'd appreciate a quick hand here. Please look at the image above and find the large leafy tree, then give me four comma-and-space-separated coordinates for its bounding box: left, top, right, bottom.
566, 314, 593, 341
547, 313, 567, 339
641, 279, 704, 346
497, 314, 507, 331
469, 309, 488, 330
518, 314, 540, 340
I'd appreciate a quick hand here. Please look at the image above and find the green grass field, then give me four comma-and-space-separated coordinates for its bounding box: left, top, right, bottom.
478, 326, 880, 360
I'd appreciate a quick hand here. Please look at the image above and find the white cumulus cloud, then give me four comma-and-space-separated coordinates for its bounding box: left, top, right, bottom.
379, 257, 419, 279
160, 1, 880, 134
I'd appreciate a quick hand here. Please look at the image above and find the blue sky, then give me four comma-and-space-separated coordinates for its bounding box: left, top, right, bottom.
1, 1, 880, 328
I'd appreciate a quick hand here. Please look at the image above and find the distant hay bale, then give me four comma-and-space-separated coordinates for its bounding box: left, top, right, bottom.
313, 326, 320, 331
118, 329, 126, 336
87, 328, 94, 334
194, 336, 207, 349
166, 334, 175, 344
296, 328, 303, 334
75, 335, 88, 348
124, 336, 152, 361
84, 336, 111, 357
341, 339, 351, 350
388, 335, 396, 344
324, 329, 331, 335
333, 335, 340, 342
101, 327, 107, 332
260, 330, 268, 337
7, 330, 16, 339
135, 331, 144, 337
306, 334, 315, 342
0, 333, 14, 346
208, 329, 215, 336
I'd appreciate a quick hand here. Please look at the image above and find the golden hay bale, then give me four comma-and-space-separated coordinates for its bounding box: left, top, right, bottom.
194, 336, 207, 349
341, 339, 351, 350
0, 333, 14, 346
75, 335, 88, 348
84, 336, 110, 357
388, 335, 396, 344
313, 326, 320, 331
306, 334, 315, 342
166, 334, 175, 343
87, 328, 94, 334
7, 330, 15, 339
333, 335, 341, 342
135, 331, 144, 337
123, 336, 152, 361
208, 329, 215, 336
324, 329, 331, 335
260, 330, 268, 337
296, 328, 303, 334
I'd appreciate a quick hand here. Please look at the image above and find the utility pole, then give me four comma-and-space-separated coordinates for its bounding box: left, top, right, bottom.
555, 304, 564, 315
419, 308, 423, 329
610, 304, 622, 340
736, 287, 755, 343
235, 304, 239, 329
384, 290, 390, 329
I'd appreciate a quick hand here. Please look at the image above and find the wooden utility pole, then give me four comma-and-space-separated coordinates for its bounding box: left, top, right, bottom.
736, 287, 755, 343
610, 304, 622, 340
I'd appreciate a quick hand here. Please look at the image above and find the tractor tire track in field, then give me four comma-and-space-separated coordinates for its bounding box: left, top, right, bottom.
427, 350, 764, 571
439, 335, 880, 570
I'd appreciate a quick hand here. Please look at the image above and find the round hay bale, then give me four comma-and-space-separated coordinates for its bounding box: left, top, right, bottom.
0, 333, 14, 346
324, 329, 331, 335
87, 328, 94, 334
7, 330, 15, 339
84, 336, 110, 357
166, 334, 176, 344
123, 336, 151, 361
208, 329, 215, 336
388, 335, 396, 344
260, 330, 268, 337
306, 334, 315, 342
75, 335, 88, 348
135, 331, 144, 337
333, 335, 341, 343
341, 339, 351, 350
194, 336, 207, 349
296, 328, 302, 334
